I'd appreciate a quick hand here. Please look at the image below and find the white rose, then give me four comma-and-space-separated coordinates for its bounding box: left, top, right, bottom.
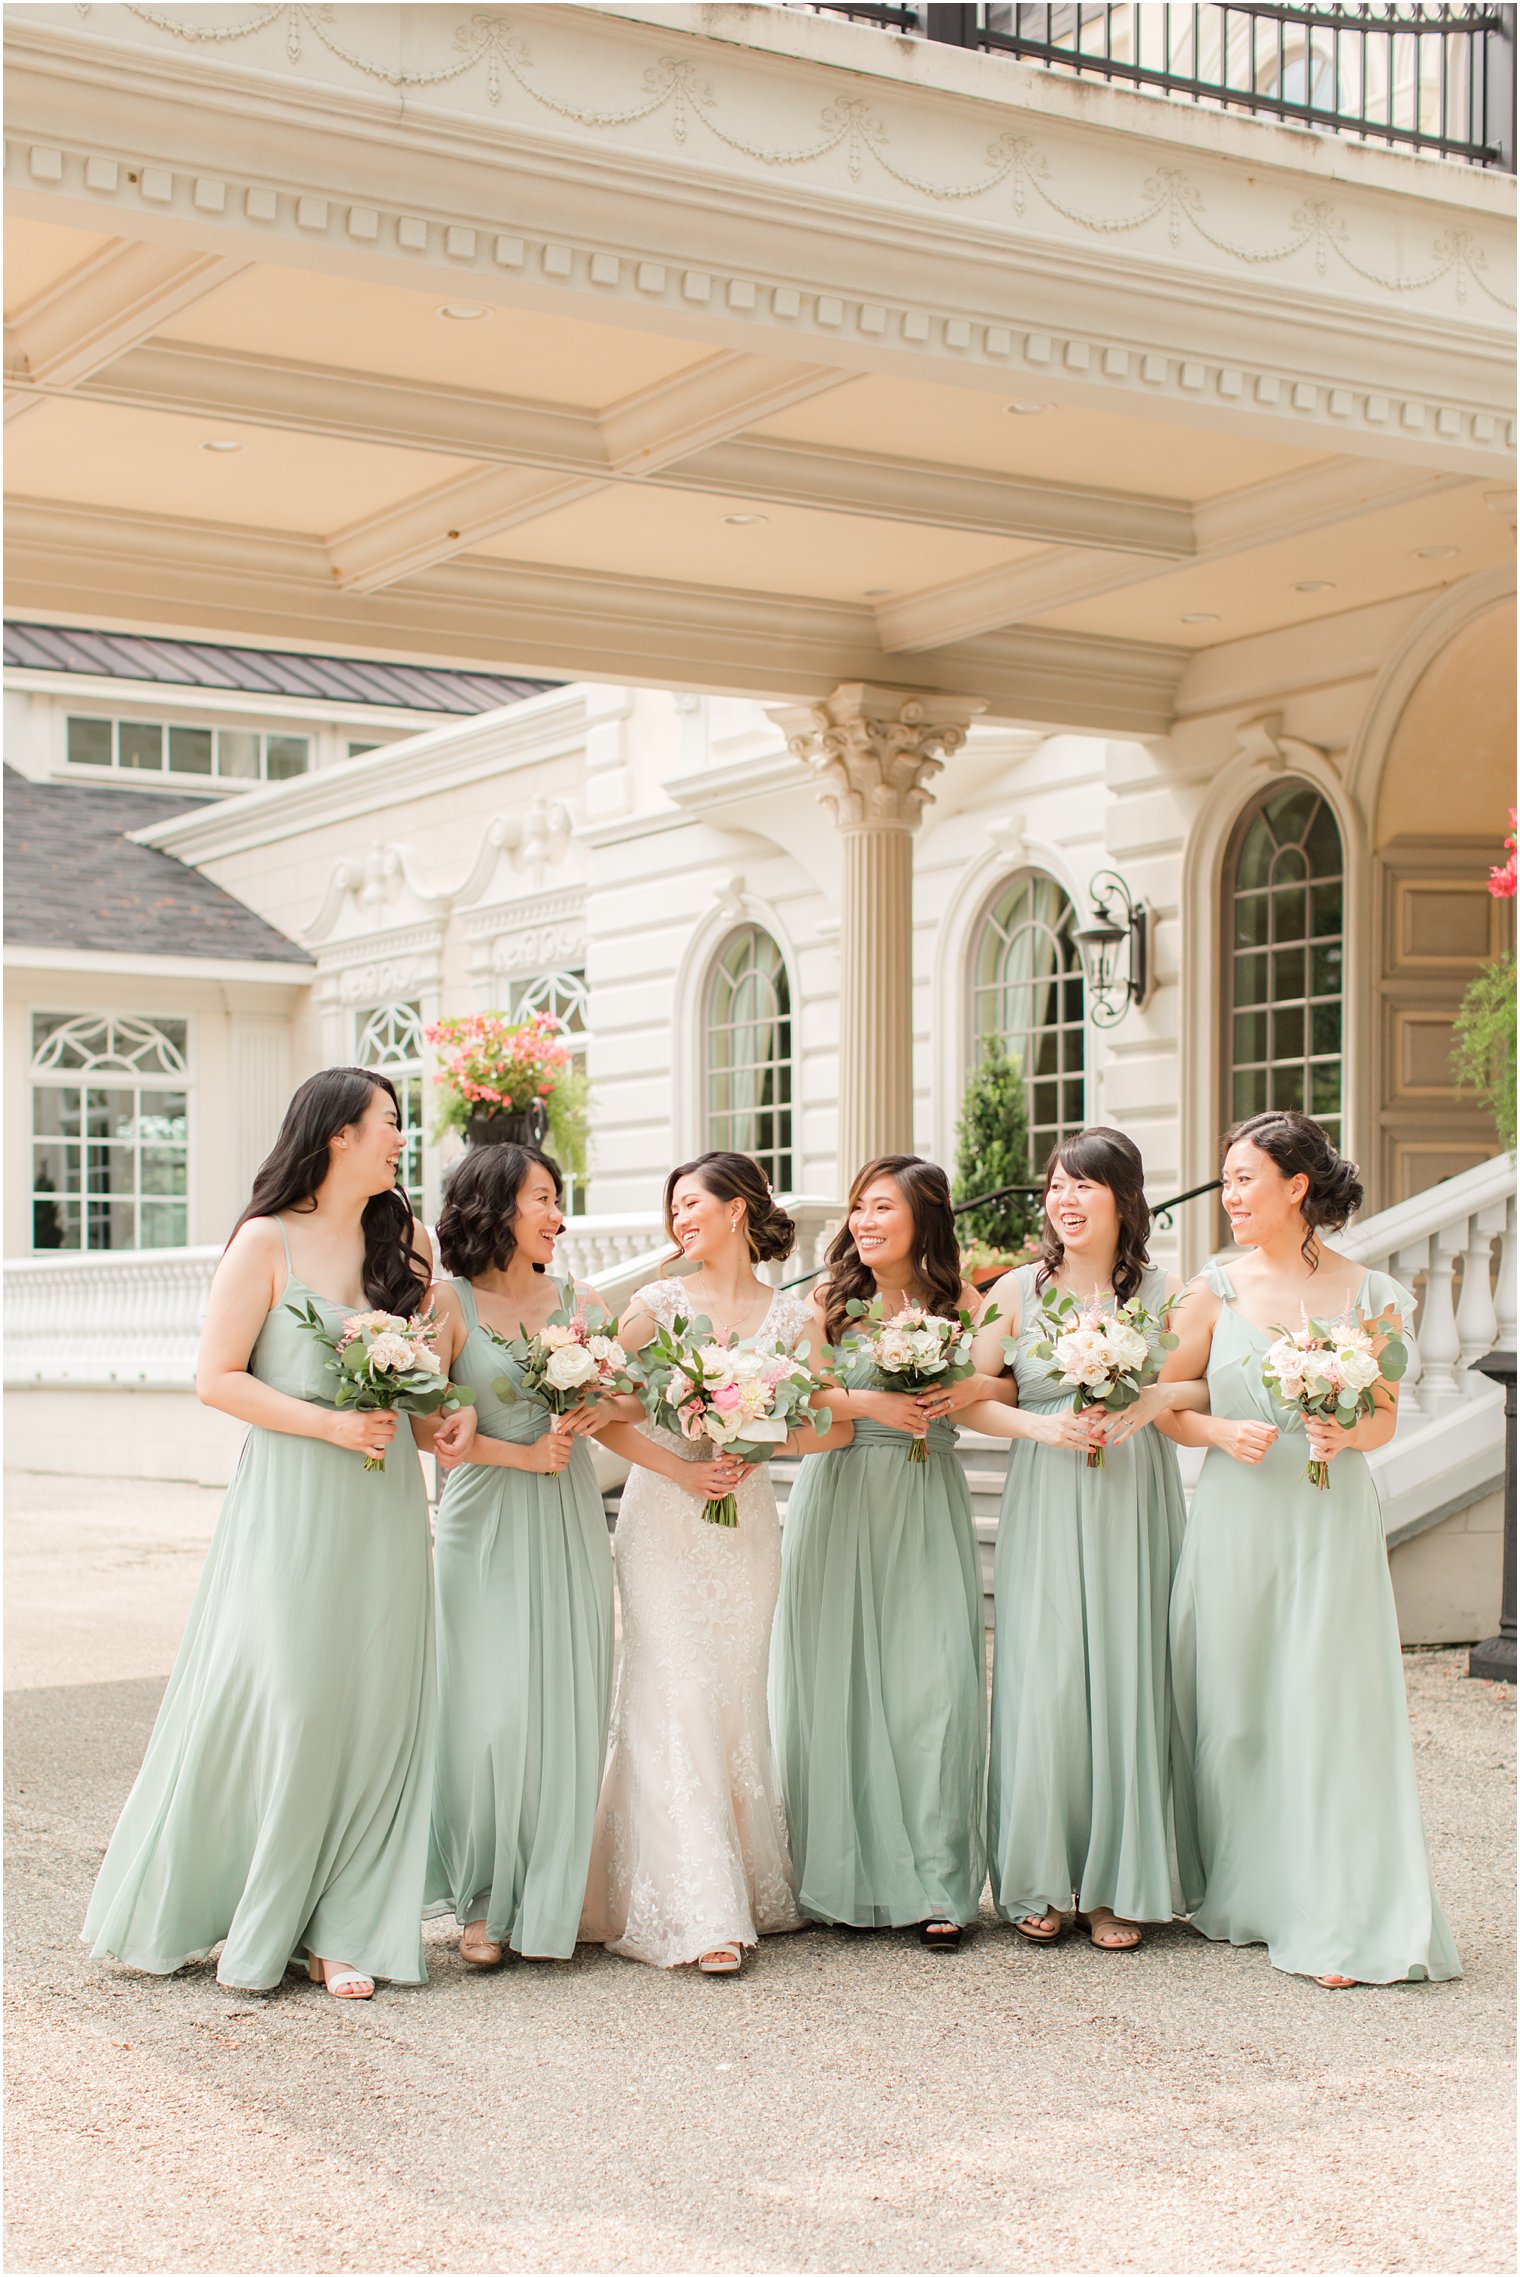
544, 1344, 598, 1391
1299, 1349, 1338, 1393
587, 1334, 623, 1366
705, 1410, 741, 1445
1334, 1346, 1380, 1393
366, 1333, 415, 1373
876, 1331, 913, 1372
1103, 1322, 1149, 1371
409, 1343, 444, 1375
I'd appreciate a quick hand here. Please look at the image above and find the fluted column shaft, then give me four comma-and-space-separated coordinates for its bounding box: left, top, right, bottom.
770, 683, 985, 1188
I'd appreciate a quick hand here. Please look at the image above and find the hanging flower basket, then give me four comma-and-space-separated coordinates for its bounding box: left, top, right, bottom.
425, 1012, 588, 1176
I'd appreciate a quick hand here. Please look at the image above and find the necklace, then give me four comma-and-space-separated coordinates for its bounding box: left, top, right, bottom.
687, 1276, 772, 1342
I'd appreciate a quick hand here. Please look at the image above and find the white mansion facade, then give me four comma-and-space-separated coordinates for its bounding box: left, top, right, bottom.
2, 2, 1514, 1640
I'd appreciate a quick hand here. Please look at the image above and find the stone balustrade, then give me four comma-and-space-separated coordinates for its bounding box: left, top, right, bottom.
2, 1197, 846, 1387
1340, 1154, 1516, 1416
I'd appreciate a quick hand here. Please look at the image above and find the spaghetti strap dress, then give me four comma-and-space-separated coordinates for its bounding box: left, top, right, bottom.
1168, 1261, 1460, 1984
83, 1222, 436, 1990
426, 1276, 614, 1957
988, 1263, 1187, 1926
770, 1349, 987, 1929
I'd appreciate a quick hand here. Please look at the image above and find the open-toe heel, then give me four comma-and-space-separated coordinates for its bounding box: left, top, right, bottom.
917, 1919, 963, 1951
307, 1954, 375, 1999
697, 1943, 743, 1975
1013, 1909, 1064, 1945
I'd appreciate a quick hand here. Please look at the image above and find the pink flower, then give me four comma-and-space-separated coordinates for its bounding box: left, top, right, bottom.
711, 1383, 744, 1413
1490, 811, 1517, 899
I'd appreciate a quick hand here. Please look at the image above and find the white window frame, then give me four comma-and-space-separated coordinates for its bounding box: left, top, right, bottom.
702, 926, 795, 1192
29, 1011, 192, 1253
970, 871, 1088, 1169
353, 1001, 428, 1207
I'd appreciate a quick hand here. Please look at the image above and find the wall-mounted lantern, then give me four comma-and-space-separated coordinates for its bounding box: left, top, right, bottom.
1074, 870, 1150, 1028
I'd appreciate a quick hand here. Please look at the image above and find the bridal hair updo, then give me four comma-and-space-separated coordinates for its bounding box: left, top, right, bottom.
436, 1144, 563, 1279
821, 1154, 963, 1348
1224, 1109, 1363, 1261
662, 1152, 797, 1267
1036, 1126, 1152, 1308
231, 1066, 428, 1317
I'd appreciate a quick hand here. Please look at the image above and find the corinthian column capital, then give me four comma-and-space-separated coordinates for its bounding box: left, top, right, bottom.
770, 683, 986, 831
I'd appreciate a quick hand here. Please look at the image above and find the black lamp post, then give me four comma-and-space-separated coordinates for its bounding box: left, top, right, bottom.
1469, 1346, 1517, 1684
1073, 870, 1150, 1028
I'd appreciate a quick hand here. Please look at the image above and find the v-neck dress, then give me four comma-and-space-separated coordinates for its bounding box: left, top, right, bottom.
83, 1224, 436, 1990
426, 1277, 614, 1957
769, 1345, 987, 1930
1168, 1261, 1459, 1984
987, 1263, 1187, 1926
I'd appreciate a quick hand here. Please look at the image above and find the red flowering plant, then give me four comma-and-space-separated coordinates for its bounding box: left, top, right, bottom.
425, 1010, 589, 1173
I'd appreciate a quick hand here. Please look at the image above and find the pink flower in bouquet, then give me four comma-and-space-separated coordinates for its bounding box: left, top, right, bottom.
711, 1382, 745, 1414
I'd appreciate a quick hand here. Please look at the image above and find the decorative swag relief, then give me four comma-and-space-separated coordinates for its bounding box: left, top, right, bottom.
76, 3, 1512, 312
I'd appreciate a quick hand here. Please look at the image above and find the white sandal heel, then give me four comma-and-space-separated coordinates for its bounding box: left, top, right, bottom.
307, 1955, 375, 1999
697, 1943, 743, 1975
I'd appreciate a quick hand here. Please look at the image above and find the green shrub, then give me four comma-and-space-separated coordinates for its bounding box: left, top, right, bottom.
1453, 950, 1517, 1155
954, 1037, 1042, 1248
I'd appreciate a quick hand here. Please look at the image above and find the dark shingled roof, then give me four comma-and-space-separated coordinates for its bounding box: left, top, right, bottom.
3, 769, 313, 966
4, 622, 556, 715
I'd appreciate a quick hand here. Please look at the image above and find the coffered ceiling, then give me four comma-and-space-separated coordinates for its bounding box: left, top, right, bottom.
4, 3, 1513, 731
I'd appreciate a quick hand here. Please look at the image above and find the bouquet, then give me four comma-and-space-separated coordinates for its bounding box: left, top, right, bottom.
484, 1302, 638, 1419
838, 1295, 992, 1463
1260, 1305, 1408, 1489
287, 1302, 472, 1471
1024, 1291, 1178, 1470
637, 1312, 828, 1526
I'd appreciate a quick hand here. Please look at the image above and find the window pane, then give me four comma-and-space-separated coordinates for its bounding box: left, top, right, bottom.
1233, 1009, 1268, 1063
1310, 1064, 1342, 1118
67, 717, 112, 766
1234, 952, 1269, 1007
1233, 893, 1267, 949
139, 1095, 188, 1144
1273, 1005, 1305, 1063
346, 741, 383, 759
1234, 820, 1275, 892
217, 731, 260, 779
87, 1197, 137, 1250
265, 735, 309, 781
32, 1087, 81, 1137
33, 1196, 80, 1249
1310, 941, 1343, 997
141, 1200, 188, 1248
32, 1139, 79, 1196
1271, 948, 1307, 1004
118, 721, 163, 770
1228, 785, 1343, 1155
1270, 884, 1308, 944
1273, 1067, 1306, 1112
168, 726, 214, 774
140, 1148, 187, 1197
1310, 881, 1342, 938
1233, 1069, 1267, 1118
1311, 1000, 1342, 1056
85, 1089, 139, 1142
972, 873, 1085, 1162
1305, 800, 1343, 873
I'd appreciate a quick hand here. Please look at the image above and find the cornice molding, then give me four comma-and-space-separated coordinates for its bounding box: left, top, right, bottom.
4, 13, 1512, 467
6, 496, 1185, 733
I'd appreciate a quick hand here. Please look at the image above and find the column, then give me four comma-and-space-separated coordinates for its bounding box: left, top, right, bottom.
771, 683, 984, 1183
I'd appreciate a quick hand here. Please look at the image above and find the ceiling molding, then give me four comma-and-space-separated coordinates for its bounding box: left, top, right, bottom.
875, 459, 1474, 652
5, 496, 1184, 734
597, 351, 845, 474
327, 466, 609, 593
6, 241, 247, 390
12, 339, 1197, 555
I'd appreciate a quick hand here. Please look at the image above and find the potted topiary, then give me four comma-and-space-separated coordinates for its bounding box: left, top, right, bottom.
426, 1010, 589, 1175
953, 1036, 1043, 1288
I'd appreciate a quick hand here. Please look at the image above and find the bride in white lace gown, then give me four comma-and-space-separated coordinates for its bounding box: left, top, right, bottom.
581, 1154, 845, 1973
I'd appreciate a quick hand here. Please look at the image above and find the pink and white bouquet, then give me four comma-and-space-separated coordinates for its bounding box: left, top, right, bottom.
485, 1301, 637, 1419
1025, 1290, 1178, 1470
838, 1294, 991, 1462
637, 1312, 828, 1526
1260, 1305, 1408, 1489
288, 1301, 472, 1471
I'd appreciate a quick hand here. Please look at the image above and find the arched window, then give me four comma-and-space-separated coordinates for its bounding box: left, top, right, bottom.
355, 1001, 426, 1202
30, 1012, 189, 1251
508, 969, 590, 1211
971, 874, 1086, 1165
705, 926, 793, 1190
1225, 783, 1345, 1142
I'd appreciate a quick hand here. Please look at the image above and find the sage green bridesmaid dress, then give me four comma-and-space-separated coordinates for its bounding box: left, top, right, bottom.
426, 1278, 613, 1957
770, 1351, 987, 1928
83, 1223, 436, 1990
1169, 1261, 1460, 1983
989, 1263, 1187, 1927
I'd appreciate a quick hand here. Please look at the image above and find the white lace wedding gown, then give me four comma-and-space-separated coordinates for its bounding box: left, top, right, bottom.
580, 1277, 807, 1966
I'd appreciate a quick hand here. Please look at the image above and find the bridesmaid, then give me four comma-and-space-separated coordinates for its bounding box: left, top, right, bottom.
771, 1154, 1009, 1949
1166, 1109, 1460, 1987
422, 1143, 616, 1970
83, 1069, 469, 1998
963, 1128, 1205, 1951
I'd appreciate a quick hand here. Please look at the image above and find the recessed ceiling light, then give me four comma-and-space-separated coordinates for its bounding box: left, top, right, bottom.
1294, 579, 1335, 593
1413, 545, 1459, 560
1181, 612, 1220, 624
1006, 402, 1051, 414
200, 439, 242, 453
722, 513, 767, 527
437, 305, 489, 321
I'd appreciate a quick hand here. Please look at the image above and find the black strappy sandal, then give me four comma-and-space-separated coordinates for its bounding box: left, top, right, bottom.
917, 1919, 963, 1951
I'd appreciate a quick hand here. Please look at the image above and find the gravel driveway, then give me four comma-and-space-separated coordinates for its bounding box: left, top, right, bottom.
5, 1471, 1514, 2275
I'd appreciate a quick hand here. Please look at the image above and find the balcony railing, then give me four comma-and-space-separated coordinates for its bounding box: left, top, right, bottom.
796, 4, 1516, 169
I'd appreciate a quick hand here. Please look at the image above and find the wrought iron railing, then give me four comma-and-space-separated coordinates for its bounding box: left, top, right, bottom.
796, 4, 1516, 169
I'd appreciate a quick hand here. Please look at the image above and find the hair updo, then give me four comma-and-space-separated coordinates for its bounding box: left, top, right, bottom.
1224, 1110, 1363, 1261
662, 1152, 796, 1266
436, 1144, 563, 1279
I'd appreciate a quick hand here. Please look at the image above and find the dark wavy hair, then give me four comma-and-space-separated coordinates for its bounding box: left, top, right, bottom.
231, 1067, 428, 1316
436, 1144, 563, 1280
821, 1155, 963, 1346
1035, 1126, 1152, 1307
662, 1152, 796, 1268
1224, 1110, 1363, 1262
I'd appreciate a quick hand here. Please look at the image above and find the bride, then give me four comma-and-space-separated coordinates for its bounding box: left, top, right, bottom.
581, 1153, 848, 1975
